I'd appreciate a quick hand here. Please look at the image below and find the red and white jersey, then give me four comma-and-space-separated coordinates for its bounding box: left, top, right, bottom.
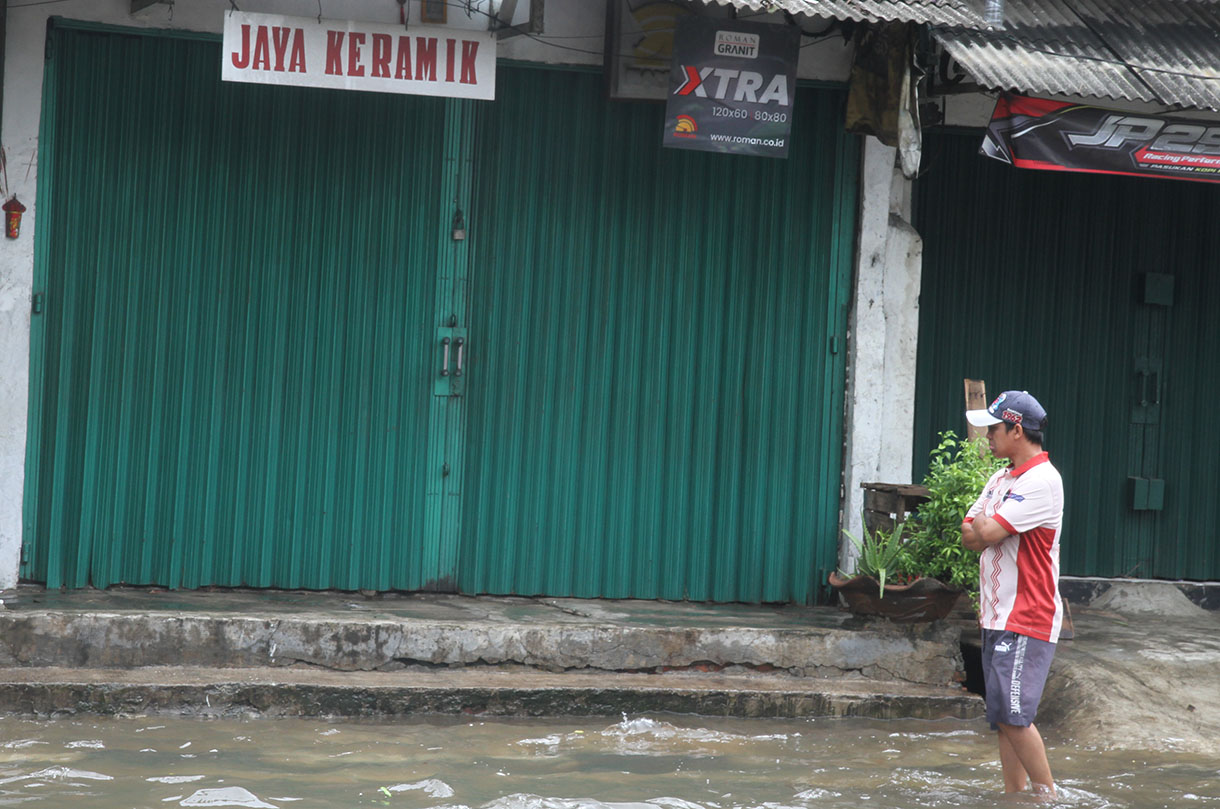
965, 452, 1064, 643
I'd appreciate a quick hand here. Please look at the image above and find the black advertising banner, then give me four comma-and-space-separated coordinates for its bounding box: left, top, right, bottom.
662, 16, 799, 159
982, 93, 1220, 185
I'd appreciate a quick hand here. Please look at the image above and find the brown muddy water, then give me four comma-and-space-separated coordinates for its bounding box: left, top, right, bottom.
1, 714, 1217, 809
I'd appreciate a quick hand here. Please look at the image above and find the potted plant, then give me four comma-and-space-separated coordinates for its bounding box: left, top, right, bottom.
829, 431, 1006, 622
828, 520, 963, 622
900, 431, 1007, 609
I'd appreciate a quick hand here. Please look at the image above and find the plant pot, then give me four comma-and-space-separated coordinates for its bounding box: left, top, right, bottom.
828, 571, 962, 623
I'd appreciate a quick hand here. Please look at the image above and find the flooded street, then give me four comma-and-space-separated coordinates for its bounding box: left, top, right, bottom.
1, 714, 1217, 809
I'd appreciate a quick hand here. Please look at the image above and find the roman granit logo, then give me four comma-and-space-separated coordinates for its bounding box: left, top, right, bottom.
714, 30, 759, 59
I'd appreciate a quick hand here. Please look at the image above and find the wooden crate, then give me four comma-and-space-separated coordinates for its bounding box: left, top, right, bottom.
860, 482, 930, 536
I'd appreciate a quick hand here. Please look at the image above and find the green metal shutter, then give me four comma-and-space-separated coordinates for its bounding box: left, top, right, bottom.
27, 26, 857, 602
914, 131, 1220, 581
25, 24, 454, 590
458, 67, 857, 603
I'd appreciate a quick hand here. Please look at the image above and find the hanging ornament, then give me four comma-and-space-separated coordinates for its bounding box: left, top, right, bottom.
3, 195, 27, 239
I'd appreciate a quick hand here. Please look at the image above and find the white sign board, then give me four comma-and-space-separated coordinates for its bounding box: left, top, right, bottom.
222, 11, 496, 100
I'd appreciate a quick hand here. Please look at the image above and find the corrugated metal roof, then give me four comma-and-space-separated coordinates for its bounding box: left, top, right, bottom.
708, 0, 985, 26
711, 0, 1220, 112
930, 0, 1220, 111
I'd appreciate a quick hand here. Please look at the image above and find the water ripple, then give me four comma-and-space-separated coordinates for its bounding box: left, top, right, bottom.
388, 779, 456, 798
480, 796, 703, 809
0, 768, 113, 786
179, 787, 277, 807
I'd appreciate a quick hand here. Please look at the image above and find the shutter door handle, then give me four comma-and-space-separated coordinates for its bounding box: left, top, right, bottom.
454, 338, 465, 377
441, 336, 451, 377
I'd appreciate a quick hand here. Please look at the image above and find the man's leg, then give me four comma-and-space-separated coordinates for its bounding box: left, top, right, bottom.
997, 722, 1054, 797
996, 728, 1028, 792
981, 630, 1057, 795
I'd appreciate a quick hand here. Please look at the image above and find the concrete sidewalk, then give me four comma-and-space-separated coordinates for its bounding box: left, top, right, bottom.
0, 586, 981, 721
1036, 583, 1220, 755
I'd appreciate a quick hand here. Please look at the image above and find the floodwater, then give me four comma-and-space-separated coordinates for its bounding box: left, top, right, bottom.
1, 714, 1217, 809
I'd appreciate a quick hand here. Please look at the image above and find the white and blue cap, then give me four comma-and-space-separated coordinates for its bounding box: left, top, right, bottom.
966, 390, 1047, 430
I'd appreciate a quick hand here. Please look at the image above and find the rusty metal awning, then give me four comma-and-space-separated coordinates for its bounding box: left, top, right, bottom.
710, 0, 1220, 112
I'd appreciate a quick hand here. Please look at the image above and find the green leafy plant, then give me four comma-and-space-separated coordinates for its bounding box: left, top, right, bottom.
839, 519, 910, 598
901, 431, 1008, 601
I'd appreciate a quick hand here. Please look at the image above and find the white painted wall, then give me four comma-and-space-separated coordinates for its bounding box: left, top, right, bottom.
0, 0, 852, 589
839, 136, 922, 574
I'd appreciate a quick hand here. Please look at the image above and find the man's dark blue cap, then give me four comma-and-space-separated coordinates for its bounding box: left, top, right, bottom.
966, 390, 1047, 431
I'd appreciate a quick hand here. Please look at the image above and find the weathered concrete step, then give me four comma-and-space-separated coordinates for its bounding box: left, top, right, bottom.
0, 589, 974, 720
0, 666, 983, 721
0, 607, 964, 687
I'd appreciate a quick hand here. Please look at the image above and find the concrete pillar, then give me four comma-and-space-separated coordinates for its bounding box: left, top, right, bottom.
840, 136, 923, 573
0, 1, 52, 590
0, 261, 29, 590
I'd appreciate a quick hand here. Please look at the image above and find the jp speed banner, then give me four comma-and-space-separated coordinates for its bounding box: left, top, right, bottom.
982, 94, 1220, 184
663, 17, 799, 159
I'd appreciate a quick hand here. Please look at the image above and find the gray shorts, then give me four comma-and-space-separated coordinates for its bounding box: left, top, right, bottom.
981, 629, 1056, 729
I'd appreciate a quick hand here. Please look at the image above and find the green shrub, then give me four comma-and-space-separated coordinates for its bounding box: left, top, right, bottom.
901, 431, 1008, 599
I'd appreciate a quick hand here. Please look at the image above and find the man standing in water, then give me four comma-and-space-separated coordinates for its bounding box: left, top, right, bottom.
962, 390, 1064, 799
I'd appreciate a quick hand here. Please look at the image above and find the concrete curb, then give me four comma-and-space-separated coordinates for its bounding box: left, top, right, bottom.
0, 589, 979, 721
0, 667, 984, 721
0, 611, 966, 686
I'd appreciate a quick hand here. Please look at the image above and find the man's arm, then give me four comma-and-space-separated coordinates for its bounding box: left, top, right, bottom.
960, 516, 1011, 552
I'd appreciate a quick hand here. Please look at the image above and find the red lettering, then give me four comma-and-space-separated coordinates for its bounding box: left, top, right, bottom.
271, 26, 290, 71
348, 32, 365, 77
288, 30, 306, 72
445, 38, 455, 83
326, 31, 344, 75
371, 34, 392, 78
252, 25, 271, 71
231, 24, 251, 69
415, 37, 437, 81
460, 40, 479, 85
395, 36, 412, 79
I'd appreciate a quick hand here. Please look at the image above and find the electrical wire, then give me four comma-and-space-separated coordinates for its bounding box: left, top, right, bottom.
9, 0, 81, 7
4, 0, 833, 56
22, 0, 1200, 94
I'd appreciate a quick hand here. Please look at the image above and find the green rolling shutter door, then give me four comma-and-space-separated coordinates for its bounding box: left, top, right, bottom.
26, 25, 857, 603
914, 131, 1220, 581
459, 68, 856, 603
26, 25, 456, 590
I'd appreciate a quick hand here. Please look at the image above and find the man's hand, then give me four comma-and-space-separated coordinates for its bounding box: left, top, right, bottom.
961, 516, 1011, 551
